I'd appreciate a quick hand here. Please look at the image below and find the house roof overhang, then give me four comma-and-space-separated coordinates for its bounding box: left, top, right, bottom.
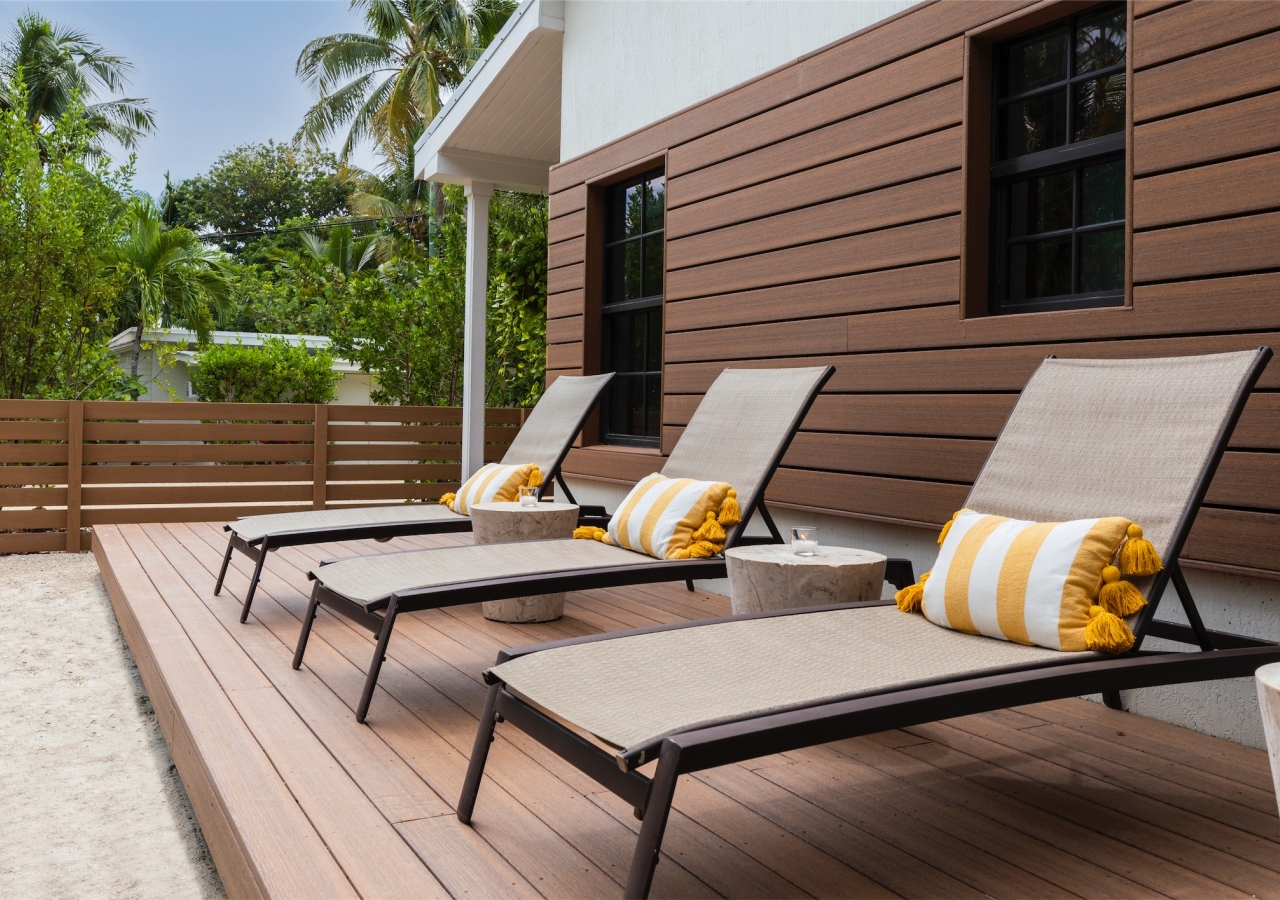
414, 0, 563, 195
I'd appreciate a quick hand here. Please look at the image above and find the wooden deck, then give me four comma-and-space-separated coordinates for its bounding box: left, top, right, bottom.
93, 521, 1280, 899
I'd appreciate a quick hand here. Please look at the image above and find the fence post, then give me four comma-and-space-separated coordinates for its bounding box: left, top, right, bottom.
312, 404, 328, 510
65, 400, 83, 552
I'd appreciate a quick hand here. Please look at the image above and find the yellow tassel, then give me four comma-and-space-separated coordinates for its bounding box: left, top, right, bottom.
692, 510, 726, 544
573, 526, 611, 544
527, 465, 543, 489
937, 510, 962, 545
717, 488, 741, 527
686, 540, 721, 559
1085, 605, 1136, 654
439, 492, 456, 507
1119, 524, 1163, 577
895, 571, 930, 613
1098, 565, 1147, 617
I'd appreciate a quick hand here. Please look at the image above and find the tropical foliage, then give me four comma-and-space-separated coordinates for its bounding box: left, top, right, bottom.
0, 77, 133, 399
0, 11, 155, 158
189, 338, 339, 403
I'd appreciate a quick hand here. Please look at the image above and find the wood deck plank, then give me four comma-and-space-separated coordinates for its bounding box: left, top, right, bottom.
95, 521, 1280, 899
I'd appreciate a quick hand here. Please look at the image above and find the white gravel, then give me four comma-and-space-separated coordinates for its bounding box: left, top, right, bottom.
0, 552, 224, 899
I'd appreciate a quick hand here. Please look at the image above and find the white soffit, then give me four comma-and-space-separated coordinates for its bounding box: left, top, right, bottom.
415, 0, 563, 194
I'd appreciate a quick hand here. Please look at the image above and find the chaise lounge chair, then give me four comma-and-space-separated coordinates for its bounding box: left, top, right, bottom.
215, 372, 613, 623
458, 349, 1280, 899
295, 365, 915, 722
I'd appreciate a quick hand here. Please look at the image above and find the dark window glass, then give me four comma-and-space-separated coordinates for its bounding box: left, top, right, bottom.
989, 4, 1126, 315
601, 168, 664, 445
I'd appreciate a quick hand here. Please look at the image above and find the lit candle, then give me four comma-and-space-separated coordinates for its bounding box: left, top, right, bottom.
792, 539, 818, 555
791, 525, 818, 556
519, 486, 538, 507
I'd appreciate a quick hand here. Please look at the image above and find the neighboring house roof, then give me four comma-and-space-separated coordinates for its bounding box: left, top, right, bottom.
108, 328, 362, 374
414, 0, 563, 193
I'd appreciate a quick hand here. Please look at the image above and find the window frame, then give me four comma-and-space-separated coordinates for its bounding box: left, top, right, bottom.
959, 0, 1134, 321
597, 165, 666, 448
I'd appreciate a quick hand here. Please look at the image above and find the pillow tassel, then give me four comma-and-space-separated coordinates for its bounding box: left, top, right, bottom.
1085, 605, 1136, 654
717, 489, 741, 527
937, 510, 962, 545
527, 465, 543, 489
439, 492, 456, 508
573, 525, 611, 544
1118, 524, 1163, 577
1098, 565, 1146, 617
895, 571, 929, 613
692, 511, 726, 544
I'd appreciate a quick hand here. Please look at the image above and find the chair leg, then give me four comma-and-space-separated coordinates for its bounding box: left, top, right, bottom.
1102, 690, 1124, 710
214, 535, 235, 596
356, 598, 398, 725
685, 579, 695, 592
239, 539, 269, 624
458, 683, 501, 825
292, 585, 323, 670
624, 741, 682, 900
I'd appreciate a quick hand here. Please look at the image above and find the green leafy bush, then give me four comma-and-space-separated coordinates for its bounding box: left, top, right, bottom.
189, 338, 340, 403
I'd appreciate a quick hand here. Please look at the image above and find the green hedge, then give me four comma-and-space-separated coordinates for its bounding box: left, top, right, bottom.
190, 338, 339, 403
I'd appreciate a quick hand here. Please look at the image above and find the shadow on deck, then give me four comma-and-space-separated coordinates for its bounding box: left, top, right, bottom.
92, 521, 1280, 898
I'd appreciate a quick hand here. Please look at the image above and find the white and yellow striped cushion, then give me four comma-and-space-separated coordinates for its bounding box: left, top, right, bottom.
447, 463, 537, 515
922, 509, 1132, 652
607, 473, 733, 560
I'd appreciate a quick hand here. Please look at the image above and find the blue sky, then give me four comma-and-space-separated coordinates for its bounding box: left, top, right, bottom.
0, 1, 382, 195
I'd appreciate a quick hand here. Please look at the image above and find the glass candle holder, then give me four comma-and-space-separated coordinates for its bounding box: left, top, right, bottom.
519, 485, 538, 507
791, 525, 818, 556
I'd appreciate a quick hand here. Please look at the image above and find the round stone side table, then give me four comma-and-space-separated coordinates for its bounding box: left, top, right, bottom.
469, 501, 579, 622
725, 545, 888, 615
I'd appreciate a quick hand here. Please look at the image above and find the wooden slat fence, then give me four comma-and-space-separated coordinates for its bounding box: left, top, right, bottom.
0, 400, 524, 553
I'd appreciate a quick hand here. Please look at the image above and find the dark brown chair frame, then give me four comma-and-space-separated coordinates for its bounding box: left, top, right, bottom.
458, 348, 1278, 899
214, 377, 615, 624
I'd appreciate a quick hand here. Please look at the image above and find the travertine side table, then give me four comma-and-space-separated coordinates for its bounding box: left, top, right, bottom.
725, 545, 888, 614
469, 501, 579, 622
1256, 663, 1280, 807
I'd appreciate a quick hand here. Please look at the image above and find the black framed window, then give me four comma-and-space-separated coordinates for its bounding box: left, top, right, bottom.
990, 4, 1126, 315
600, 168, 664, 446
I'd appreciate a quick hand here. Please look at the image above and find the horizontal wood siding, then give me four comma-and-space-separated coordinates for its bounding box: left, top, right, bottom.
548, 0, 1280, 578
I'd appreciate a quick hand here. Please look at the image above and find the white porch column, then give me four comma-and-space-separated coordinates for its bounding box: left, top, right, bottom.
461, 181, 494, 481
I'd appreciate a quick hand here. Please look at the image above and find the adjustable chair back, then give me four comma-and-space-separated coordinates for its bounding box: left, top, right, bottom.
965, 350, 1269, 641
660, 366, 833, 543
500, 373, 614, 494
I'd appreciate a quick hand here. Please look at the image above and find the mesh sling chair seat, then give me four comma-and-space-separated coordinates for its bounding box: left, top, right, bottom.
459, 349, 1280, 899
296, 366, 917, 723
213, 372, 613, 623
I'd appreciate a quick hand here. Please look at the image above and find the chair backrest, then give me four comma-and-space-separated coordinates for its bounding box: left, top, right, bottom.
661, 366, 833, 538
500, 374, 613, 482
966, 350, 1268, 606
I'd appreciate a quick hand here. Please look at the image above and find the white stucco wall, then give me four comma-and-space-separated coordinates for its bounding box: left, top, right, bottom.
559, 0, 919, 161
563, 475, 1280, 749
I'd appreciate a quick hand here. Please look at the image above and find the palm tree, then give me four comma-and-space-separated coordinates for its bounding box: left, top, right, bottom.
298, 225, 381, 277
295, 0, 514, 162
106, 199, 233, 378
0, 11, 155, 158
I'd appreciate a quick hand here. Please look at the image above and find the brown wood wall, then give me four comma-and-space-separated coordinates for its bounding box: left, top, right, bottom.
543, 0, 1280, 579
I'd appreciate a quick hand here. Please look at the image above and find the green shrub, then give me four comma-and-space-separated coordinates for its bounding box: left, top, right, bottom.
190, 338, 340, 403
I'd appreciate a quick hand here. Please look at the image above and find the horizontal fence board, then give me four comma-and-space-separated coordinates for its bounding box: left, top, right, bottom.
0, 509, 64, 529
82, 484, 314, 507
0, 422, 67, 440
328, 424, 468, 442
0, 400, 69, 418
668, 81, 963, 208
666, 261, 959, 333
0, 532, 65, 553
84, 401, 316, 421
326, 483, 458, 502
326, 464, 458, 482
327, 444, 457, 462
80, 506, 311, 527
0, 486, 67, 506
80, 464, 310, 484
1, 445, 68, 463
83, 444, 313, 464
84, 422, 315, 442
1134, 88, 1280, 176
0, 466, 68, 486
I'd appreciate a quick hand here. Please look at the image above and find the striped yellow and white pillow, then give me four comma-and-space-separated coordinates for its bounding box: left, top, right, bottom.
440, 463, 541, 515
576, 473, 740, 559
899, 509, 1160, 654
